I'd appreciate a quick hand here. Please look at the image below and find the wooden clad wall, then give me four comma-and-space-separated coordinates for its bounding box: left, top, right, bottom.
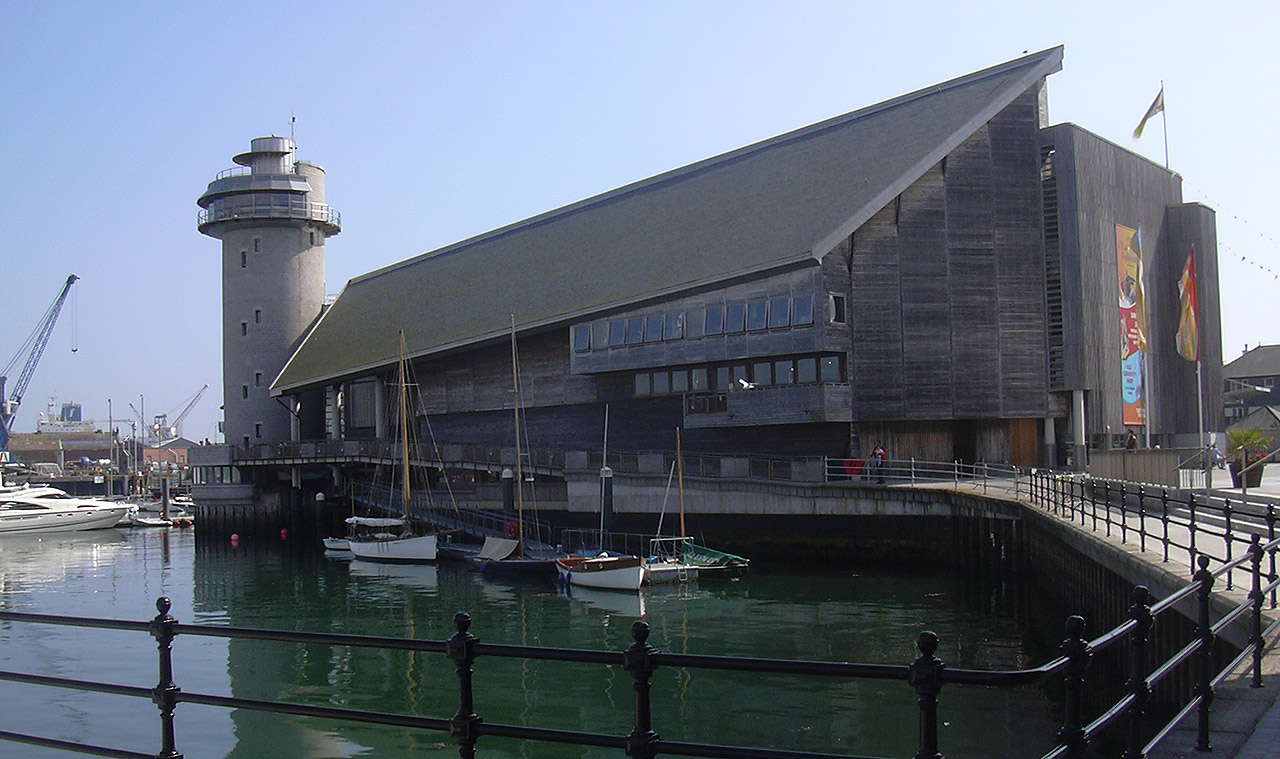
1042, 124, 1192, 437
1153, 203, 1223, 436
849, 87, 1048, 425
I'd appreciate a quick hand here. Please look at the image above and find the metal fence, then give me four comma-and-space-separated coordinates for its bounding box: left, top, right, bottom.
2, 533, 1277, 759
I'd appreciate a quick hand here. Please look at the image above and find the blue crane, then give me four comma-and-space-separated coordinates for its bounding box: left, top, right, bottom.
1, 274, 79, 455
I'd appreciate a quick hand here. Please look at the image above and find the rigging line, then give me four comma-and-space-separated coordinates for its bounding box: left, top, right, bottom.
416, 394, 459, 513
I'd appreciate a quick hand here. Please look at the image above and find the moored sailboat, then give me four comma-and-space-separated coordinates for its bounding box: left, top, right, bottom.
348, 331, 439, 563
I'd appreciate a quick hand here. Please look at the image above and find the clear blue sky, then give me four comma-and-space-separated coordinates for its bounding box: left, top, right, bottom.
2, 1, 1275, 442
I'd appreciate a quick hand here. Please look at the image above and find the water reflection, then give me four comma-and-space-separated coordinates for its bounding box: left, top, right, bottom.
0, 532, 1060, 759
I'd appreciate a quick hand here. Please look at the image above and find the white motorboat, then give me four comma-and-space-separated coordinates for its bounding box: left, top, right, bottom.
0, 486, 133, 534
556, 553, 644, 591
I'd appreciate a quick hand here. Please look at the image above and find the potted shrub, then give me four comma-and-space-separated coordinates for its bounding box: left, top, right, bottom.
1227, 428, 1274, 488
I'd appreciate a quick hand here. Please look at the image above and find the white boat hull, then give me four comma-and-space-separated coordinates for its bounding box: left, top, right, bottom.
322, 537, 351, 551
556, 555, 644, 591
644, 561, 699, 585
0, 506, 131, 534
348, 534, 437, 562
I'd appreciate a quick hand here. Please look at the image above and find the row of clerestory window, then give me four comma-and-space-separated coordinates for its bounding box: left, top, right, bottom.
634, 354, 845, 397
574, 294, 838, 353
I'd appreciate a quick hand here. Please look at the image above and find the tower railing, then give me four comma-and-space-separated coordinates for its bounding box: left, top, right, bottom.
197, 198, 340, 229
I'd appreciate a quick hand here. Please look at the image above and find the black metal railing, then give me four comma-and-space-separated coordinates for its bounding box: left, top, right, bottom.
2, 536, 1277, 759
1027, 469, 1280, 593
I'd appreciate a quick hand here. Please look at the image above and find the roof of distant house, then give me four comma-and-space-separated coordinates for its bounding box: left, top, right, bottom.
1224, 345, 1280, 379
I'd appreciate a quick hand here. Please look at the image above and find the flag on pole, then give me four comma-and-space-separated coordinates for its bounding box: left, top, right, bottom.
1177, 246, 1200, 361
1133, 87, 1164, 139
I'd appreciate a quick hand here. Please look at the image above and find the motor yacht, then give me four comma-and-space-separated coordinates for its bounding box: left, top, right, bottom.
0, 485, 133, 534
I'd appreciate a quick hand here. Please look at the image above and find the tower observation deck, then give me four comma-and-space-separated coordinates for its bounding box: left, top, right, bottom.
198, 137, 340, 447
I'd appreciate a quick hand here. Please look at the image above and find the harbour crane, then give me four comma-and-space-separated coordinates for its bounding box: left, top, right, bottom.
0, 274, 79, 456
152, 384, 209, 444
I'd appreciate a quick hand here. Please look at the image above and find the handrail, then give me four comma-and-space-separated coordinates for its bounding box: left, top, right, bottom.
3, 517, 1277, 759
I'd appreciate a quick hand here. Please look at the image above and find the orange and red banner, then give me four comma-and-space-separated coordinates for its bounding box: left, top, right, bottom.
1177, 246, 1200, 362
1117, 225, 1147, 426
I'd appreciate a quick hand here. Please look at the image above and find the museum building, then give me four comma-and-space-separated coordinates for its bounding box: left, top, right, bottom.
193, 46, 1222, 512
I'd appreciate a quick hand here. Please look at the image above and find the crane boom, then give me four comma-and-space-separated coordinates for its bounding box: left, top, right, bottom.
1, 274, 79, 453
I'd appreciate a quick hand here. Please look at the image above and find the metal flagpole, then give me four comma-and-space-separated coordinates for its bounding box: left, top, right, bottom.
1160, 81, 1169, 169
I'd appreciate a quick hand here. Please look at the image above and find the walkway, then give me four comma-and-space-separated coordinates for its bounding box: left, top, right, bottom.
1148, 465, 1280, 759
933, 466, 1280, 759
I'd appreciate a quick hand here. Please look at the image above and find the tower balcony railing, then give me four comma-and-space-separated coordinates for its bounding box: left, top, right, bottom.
197, 198, 341, 231
213, 165, 253, 180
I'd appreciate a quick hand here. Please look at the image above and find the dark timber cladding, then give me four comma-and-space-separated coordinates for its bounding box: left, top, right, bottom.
246, 46, 1220, 472
1041, 124, 1222, 439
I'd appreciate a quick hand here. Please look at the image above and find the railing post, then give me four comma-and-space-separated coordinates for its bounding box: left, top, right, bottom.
1224, 500, 1235, 591
447, 612, 482, 758
1102, 481, 1109, 536
1188, 495, 1199, 575
1136, 485, 1145, 552
624, 620, 660, 759
1123, 587, 1153, 759
1269, 504, 1278, 609
908, 630, 944, 759
1057, 615, 1091, 759
1161, 489, 1170, 563
1250, 536, 1266, 689
1194, 555, 1215, 752
148, 597, 183, 759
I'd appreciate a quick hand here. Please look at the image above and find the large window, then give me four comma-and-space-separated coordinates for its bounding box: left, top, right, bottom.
705, 306, 724, 335
746, 301, 768, 331
573, 324, 591, 352
645, 315, 663, 342
725, 303, 746, 333
768, 298, 790, 328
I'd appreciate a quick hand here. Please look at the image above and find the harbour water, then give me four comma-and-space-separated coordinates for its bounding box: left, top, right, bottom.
0, 529, 1064, 758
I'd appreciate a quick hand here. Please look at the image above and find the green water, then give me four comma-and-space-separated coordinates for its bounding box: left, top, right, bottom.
0, 529, 1062, 758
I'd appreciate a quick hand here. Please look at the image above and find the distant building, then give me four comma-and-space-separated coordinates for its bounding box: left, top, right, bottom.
194, 47, 1223, 518
1223, 345, 1280, 427
144, 437, 199, 471
7, 430, 113, 473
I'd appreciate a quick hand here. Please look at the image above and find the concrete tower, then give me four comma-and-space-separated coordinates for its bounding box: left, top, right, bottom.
197, 137, 340, 446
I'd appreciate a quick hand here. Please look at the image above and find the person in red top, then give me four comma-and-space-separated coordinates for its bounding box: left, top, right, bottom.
871, 442, 887, 484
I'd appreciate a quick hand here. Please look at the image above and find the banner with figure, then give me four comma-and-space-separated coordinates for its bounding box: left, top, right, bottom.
1116, 224, 1147, 426
1177, 246, 1200, 361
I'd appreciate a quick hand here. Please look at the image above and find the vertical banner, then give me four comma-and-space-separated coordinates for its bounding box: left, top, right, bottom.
1116, 224, 1147, 426
1177, 245, 1200, 361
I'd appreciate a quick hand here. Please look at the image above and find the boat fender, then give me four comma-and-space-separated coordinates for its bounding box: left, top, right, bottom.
504, 521, 519, 539
280, 529, 288, 541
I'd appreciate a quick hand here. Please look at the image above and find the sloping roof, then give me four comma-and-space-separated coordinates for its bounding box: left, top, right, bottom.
1224, 345, 1280, 379
1228, 405, 1280, 433
274, 47, 1064, 393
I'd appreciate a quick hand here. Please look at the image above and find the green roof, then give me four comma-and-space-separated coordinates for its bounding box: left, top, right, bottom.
275, 46, 1063, 393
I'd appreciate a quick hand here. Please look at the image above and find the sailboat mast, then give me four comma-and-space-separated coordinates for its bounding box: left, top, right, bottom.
677, 427, 685, 536
398, 330, 411, 523
510, 315, 524, 550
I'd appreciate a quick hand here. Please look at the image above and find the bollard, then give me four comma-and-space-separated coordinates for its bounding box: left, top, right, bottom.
447, 612, 482, 758
1123, 587, 1153, 759
149, 597, 183, 759
1194, 555, 1215, 752
1057, 616, 1091, 759
623, 620, 660, 759
908, 631, 944, 759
